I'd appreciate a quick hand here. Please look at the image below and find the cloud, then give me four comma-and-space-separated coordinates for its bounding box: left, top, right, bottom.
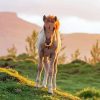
0, 0, 100, 21
18, 14, 100, 33
1, 0, 100, 33
60, 16, 100, 33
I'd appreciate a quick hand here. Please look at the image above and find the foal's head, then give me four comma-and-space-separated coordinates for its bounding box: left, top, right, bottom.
43, 15, 59, 46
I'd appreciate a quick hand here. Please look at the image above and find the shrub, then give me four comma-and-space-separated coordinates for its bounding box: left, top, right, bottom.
0, 73, 18, 82
71, 59, 87, 65
17, 53, 29, 60
0, 59, 16, 68
76, 87, 100, 99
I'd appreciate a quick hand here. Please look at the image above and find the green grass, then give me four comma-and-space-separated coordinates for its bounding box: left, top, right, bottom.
0, 81, 72, 100
0, 59, 100, 100
76, 87, 100, 99
57, 62, 100, 94
0, 67, 80, 100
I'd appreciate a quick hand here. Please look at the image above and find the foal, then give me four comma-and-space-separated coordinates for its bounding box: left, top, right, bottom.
35, 15, 61, 94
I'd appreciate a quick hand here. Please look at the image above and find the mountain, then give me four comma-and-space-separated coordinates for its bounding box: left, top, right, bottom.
0, 12, 100, 61
61, 33, 100, 61
0, 12, 41, 55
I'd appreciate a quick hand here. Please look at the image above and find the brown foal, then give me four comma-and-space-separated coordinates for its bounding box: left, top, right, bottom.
35, 15, 61, 94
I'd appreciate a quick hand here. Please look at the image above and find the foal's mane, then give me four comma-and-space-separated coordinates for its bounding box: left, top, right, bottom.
37, 16, 61, 51
46, 15, 60, 32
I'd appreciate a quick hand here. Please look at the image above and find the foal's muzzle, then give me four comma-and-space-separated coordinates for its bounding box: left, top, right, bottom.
45, 38, 51, 46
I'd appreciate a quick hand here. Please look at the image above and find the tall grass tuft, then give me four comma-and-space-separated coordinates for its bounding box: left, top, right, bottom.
76, 87, 100, 99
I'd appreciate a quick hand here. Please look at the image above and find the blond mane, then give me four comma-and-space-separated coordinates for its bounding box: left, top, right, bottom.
37, 15, 61, 52
46, 15, 60, 32
37, 29, 61, 52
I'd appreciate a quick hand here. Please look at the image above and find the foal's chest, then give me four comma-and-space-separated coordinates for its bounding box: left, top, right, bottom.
42, 47, 56, 57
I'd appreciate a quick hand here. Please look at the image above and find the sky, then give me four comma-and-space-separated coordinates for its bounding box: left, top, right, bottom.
0, 0, 100, 33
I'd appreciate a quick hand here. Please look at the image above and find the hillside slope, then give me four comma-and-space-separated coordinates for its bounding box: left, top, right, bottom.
0, 67, 80, 100
0, 12, 41, 55
0, 59, 100, 99
61, 33, 100, 60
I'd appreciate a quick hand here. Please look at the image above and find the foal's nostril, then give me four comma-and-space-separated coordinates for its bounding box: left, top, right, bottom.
46, 41, 50, 45
46, 38, 51, 45
46, 42, 50, 45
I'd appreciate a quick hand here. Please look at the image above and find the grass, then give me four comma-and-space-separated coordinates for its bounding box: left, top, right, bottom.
0, 59, 100, 100
76, 87, 100, 99
0, 67, 80, 100
57, 62, 100, 94
0, 82, 79, 100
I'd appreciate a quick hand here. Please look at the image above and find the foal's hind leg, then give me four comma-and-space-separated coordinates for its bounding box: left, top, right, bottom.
35, 57, 43, 88
52, 56, 58, 90
42, 57, 49, 88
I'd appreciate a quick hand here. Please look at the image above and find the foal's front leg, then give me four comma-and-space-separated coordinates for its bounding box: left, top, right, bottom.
42, 57, 49, 88
35, 57, 43, 88
48, 56, 55, 94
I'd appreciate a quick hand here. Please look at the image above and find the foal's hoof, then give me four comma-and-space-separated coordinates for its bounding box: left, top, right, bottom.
42, 85, 47, 88
48, 92, 53, 95
34, 85, 39, 89
48, 89, 53, 94
34, 84, 41, 88
53, 88, 56, 91
34, 87, 39, 90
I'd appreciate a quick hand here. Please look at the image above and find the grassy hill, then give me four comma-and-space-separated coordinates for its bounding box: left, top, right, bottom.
0, 59, 100, 100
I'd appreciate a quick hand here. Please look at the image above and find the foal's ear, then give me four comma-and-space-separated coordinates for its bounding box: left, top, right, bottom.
54, 16, 57, 21
43, 15, 46, 22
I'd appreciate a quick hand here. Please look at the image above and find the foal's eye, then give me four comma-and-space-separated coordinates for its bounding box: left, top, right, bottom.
53, 27, 55, 31
44, 26, 46, 31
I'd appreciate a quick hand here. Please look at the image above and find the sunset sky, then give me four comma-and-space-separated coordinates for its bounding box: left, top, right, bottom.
0, 0, 100, 33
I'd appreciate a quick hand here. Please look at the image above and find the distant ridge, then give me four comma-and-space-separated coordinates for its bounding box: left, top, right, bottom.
0, 12, 100, 60
0, 12, 41, 55
61, 33, 100, 60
